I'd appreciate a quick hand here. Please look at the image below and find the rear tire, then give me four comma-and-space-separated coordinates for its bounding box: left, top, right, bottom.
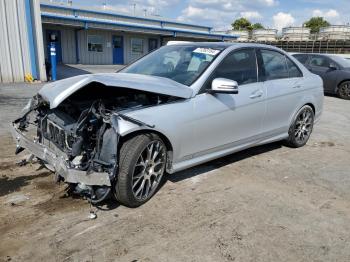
337, 81, 350, 100
114, 133, 167, 207
285, 105, 314, 148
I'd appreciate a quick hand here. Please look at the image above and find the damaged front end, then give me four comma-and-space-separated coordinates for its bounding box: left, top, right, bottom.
12, 81, 177, 203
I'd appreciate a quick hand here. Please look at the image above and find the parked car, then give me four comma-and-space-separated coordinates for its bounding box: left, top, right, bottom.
12, 43, 323, 207
293, 53, 350, 99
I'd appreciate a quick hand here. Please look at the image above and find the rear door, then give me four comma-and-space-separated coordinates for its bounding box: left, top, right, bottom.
258, 49, 304, 135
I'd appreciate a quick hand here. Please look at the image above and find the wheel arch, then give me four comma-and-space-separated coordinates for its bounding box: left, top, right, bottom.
285, 103, 315, 148
288, 102, 316, 131
305, 102, 315, 114
118, 129, 174, 168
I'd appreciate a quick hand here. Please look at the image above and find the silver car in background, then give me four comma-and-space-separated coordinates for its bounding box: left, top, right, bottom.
12, 42, 323, 207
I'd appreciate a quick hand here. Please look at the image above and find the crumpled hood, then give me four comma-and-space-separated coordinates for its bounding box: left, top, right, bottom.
39, 73, 193, 109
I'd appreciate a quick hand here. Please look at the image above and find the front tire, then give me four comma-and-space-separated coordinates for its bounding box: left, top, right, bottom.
285, 105, 314, 148
114, 133, 167, 207
337, 81, 350, 100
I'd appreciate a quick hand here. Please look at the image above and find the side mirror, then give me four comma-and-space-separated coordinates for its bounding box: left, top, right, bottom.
209, 78, 239, 94
329, 63, 337, 70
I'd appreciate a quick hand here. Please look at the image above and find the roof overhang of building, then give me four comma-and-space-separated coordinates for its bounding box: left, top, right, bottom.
40, 4, 237, 40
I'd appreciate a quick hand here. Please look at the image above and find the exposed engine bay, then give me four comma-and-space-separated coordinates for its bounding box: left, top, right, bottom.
13, 82, 177, 203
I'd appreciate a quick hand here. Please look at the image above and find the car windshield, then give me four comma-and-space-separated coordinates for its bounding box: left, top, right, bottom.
121, 45, 224, 86
330, 56, 350, 68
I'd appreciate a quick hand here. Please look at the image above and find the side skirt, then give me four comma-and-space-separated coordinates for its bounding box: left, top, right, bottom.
168, 130, 288, 174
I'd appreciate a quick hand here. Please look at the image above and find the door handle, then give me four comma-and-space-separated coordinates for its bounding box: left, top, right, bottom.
249, 90, 263, 99
292, 85, 301, 89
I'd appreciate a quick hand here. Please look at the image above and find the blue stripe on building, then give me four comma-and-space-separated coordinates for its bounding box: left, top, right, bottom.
25, 0, 38, 79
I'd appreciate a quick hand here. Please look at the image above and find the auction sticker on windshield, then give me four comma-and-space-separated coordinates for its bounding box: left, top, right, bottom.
193, 48, 220, 56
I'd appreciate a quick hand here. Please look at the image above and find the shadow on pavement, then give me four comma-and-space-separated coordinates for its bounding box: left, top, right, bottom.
0, 171, 51, 197
57, 64, 91, 80
167, 142, 283, 183
96, 142, 283, 210
55, 64, 125, 80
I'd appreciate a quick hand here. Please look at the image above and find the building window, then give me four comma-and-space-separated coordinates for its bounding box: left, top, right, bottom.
131, 38, 143, 55
88, 35, 103, 52
149, 38, 158, 52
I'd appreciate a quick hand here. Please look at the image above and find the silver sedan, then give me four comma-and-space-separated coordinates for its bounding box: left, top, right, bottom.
12, 42, 323, 207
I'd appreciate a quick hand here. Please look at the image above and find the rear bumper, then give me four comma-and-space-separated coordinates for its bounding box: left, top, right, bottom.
11, 125, 111, 186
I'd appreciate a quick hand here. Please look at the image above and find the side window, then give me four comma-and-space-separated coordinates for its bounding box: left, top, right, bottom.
210, 49, 257, 86
286, 57, 303, 78
309, 56, 330, 68
260, 49, 288, 80
293, 54, 308, 64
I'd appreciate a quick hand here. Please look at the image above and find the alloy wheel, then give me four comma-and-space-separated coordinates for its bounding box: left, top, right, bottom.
294, 108, 313, 144
132, 140, 166, 200
339, 82, 350, 99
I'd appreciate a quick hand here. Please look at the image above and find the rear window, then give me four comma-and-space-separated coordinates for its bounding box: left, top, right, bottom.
261, 49, 289, 80
286, 57, 303, 78
309, 56, 331, 68
329, 55, 350, 68
293, 54, 309, 64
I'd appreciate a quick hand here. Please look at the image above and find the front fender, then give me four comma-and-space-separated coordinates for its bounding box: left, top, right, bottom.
111, 115, 175, 172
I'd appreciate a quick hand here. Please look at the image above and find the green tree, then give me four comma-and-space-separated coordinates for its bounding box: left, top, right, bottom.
252, 23, 264, 30
232, 18, 252, 31
304, 17, 330, 34
232, 18, 265, 31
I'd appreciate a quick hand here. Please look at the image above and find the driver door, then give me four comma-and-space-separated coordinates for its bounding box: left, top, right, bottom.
189, 48, 266, 158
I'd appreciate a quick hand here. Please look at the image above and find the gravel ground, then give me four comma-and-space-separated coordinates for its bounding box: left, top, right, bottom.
0, 83, 350, 262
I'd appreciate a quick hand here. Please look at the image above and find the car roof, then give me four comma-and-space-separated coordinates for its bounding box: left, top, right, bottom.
293, 53, 339, 58
168, 41, 284, 51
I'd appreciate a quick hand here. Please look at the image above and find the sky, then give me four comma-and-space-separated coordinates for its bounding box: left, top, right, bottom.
53, 0, 350, 31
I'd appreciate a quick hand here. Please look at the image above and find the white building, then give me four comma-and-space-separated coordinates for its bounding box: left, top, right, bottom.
282, 27, 311, 41
0, 0, 45, 83
252, 29, 277, 41
318, 25, 350, 40
213, 30, 249, 41
226, 30, 249, 41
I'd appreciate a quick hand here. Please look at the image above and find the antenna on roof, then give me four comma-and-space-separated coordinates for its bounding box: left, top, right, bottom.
102, 1, 107, 9
131, 3, 136, 16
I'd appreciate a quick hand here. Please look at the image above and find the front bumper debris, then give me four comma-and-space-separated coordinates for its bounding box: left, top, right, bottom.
11, 124, 111, 186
